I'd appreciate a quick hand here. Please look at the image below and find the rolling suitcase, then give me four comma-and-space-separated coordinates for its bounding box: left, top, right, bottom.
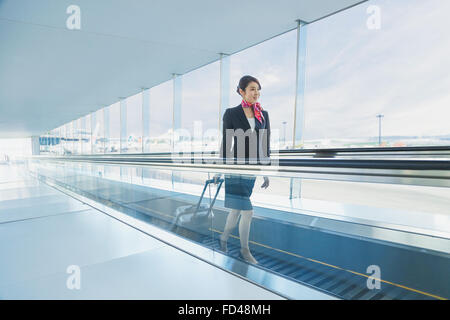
171, 177, 224, 239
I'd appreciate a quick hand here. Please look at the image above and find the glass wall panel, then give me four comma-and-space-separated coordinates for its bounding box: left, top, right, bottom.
71, 121, 76, 155
46, 130, 54, 155
92, 109, 105, 154
148, 80, 173, 153
73, 118, 82, 155
106, 102, 120, 153
0, 138, 32, 160
126, 92, 143, 153
181, 61, 220, 153
229, 29, 297, 150
58, 126, 64, 155
61, 125, 68, 155
49, 128, 59, 155
71, 120, 77, 155
304, 0, 450, 148
81, 114, 92, 154
142, 89, 151, 153
51, 127, 58, 156
39, 132, 50, 155
104, 163, 121, 181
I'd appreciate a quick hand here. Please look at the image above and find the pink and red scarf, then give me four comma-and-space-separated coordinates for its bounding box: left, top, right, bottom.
241, 99, 264, 124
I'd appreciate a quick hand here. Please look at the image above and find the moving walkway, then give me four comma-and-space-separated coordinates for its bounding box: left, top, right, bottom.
26, 147, 450, 300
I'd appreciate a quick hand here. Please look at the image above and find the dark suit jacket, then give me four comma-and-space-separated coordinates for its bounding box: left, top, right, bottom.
220, 104, 271, 164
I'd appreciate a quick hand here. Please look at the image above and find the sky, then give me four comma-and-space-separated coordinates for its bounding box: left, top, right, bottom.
304, 0, 450, 140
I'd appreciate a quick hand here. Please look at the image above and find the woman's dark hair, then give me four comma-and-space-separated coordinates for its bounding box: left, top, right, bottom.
236, 75, 261, 95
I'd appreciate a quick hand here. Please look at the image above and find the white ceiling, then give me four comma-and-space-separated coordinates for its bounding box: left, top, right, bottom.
0, 0, 366, 138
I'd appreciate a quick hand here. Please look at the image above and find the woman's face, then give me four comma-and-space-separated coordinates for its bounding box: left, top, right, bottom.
240, 81, 260, 104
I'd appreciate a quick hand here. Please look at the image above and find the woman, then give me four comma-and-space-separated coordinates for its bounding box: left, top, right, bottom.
215, 75, 271, 264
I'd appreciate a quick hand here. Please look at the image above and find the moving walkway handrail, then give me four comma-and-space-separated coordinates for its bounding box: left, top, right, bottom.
34, 155, 450, 170
38, 145, 450, 158
31, 152, 450, 189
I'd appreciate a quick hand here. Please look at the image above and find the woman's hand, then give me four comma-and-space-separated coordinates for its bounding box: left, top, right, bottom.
261, 176, 269, 189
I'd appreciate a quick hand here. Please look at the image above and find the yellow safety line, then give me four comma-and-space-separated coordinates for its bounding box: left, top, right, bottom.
114, 201, 447, 301
130, 203, 174, 220
210, 228, 447, 300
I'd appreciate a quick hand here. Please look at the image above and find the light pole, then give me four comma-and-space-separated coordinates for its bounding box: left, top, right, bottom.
282, 121, 287, 148
376, 114, 384, 146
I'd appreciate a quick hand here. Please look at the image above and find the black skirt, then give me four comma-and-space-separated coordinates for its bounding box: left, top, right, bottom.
224, 174, 256, 210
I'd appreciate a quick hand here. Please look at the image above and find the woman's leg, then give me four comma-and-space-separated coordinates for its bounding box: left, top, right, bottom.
239, 209, 258, 264
220, 209, 241, 249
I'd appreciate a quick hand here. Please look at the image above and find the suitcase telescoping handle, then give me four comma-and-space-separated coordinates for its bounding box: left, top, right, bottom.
171, 178, 224, 230
193, 178, 224, 217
